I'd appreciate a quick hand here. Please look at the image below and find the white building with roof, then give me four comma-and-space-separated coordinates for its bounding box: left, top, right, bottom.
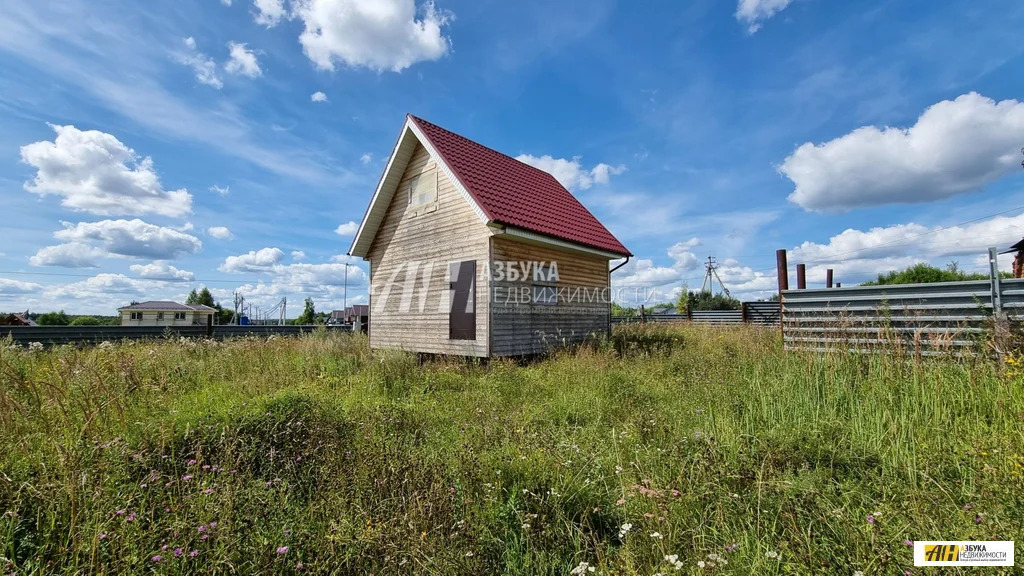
118, 301, 215, 327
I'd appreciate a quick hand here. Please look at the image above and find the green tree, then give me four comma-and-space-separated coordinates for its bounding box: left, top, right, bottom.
69, 316, 103, 326
861, 262, 1010, 286
186, 287, 215, 307
679, 290, 741, 312
36, 310, 71, 325
295, 297, 317, 325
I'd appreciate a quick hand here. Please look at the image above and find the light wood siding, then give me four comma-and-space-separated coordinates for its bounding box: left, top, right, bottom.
365, 143, 492, 357
489, 235, 611, 356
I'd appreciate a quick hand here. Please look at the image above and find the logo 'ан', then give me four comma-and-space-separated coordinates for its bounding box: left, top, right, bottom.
924, 544, 960, 562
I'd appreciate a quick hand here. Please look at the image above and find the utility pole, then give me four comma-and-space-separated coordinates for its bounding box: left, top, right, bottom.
700, 256, 731, 297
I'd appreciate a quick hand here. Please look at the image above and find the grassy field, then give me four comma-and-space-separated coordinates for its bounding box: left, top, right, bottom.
1, 325, 1022, 575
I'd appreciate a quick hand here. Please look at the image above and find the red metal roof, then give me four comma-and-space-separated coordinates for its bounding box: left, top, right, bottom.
410, 115, 631, 257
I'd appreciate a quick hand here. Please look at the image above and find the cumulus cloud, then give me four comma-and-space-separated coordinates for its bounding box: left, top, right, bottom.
129, 262, 195, 281
225, 42, 262, 77
291, 250, 306, 260
220, 247, 286, 273
782, 93, 1024, 212
0, 278, 44, 295
29, 243, 104, 268
311, 91, 328, 102
614, 238, 701, 288
207, 226, 234, 240
735, 0, 793, 33
293, 0, 452, 72
335, 221, 359, 236
175, 37, 223, 88
20, 125, 193, 217
253, 0, 288, 26
55, 219, 201, 259
515, 154, 626, 191
210, 184, 230, 196
360, 153, 372, 164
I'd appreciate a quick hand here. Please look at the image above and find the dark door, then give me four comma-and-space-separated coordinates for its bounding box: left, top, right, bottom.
449, 260, 476, 340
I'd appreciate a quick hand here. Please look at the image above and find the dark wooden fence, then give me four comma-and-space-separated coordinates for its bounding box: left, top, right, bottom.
0, 324, 351, 347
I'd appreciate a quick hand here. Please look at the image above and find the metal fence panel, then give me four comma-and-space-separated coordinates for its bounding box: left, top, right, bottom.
691, 310, 743, 325
781, 278, 1024, 354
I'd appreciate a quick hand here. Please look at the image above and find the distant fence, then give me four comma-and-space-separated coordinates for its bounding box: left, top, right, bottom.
612, 301, 780, 327
781, 277, 1024, 355
0, 324, 351, 347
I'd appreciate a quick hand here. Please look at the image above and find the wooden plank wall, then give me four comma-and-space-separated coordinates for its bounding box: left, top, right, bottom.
490, 236, 610, 356
366, 143, 492, 357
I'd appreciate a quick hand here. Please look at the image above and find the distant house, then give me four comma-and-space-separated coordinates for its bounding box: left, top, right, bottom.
348, 115, 631, 357
329, 306, 369, 329
118, 301, 215, 327
0, 313, 36, 326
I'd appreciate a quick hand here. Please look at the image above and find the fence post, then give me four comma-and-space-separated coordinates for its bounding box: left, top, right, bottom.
796, 264, 806, 290
776, 249, 788, 337
741, 301, 748, 324
989, 246, 1009, 363
826, 269, 833, 288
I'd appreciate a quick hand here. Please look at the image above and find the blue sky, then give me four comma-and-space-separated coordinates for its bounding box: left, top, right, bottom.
2, 0, 1024, 315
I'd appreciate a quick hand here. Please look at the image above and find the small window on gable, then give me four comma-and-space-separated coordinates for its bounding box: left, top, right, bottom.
407, 171, 438, 215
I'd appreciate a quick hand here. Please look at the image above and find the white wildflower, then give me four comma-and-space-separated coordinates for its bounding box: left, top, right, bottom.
615, 465, 623, 474
765, 550, 779, 559
853, 572, 864, 576
697, 560, 705, 568
618, 522, 632, 538
569, 561, 595, 575
650, 531, 663, 539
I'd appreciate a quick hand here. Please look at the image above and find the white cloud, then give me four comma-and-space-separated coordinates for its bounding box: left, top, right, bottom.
0, 278, 44, 295
335, 221, 359, 236
175, 38, 223, 88
51, 219, 202, 260
129, 262, 195, 281
291, 250, 306, 260
735, 0, 793, 33
292, 0, 453, 72
20, 125, 193, 217
253, 0, 287, 26
614, 238, 701, 288
360, 153, 372, 164
782, 93, 1024, 212
220, 247, 286, 273
207, 226, 234, 239
210, 184, 230, 196
311, 91, 328, 102
225, 41, 262, 77
515, 154, 626, 191
221, 0, 233, 5
29, 243, 103, 268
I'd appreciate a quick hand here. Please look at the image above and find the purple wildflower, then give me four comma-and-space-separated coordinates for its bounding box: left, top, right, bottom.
904, 539, 913, 547
127, 513, 136, 522
151, 555, 162, 563
725, 543, 739, 553
198, 525, 207, 533
187, 459, 197, 466
115, 509, 126, 516
189, 550, 199, 558
866, 514, 876, 525
975, 514, 983, 524
182, 475, 193, 482
209, 521, 218, 528
174, 548, 183, 558
296, 561, 304, 570
963, 504, 972, 511
277, 546, 289, 555
203, 488, 214, 494
99, 533, 108, 540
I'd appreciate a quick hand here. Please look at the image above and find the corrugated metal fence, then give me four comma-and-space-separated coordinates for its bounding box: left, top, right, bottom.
612, 301, 780, 326
1, 324, 351, 347
781, 278, 1024, 355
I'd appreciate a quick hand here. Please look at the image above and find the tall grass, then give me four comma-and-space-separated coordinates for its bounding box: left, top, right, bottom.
1, 326, 1021, 574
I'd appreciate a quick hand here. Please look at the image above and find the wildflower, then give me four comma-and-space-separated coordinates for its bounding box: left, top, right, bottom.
569, 561, 595, 574
209, 521, 218, 528
189, 550, 199, 558
618, 523, 632, 538
99, 533, 108, 540
127, 513, 136, 522
296, 562, 304, 570
665, 554, 678, 563
974, 514, 983, 524
187, 459, 197, 466
866, 513, 876, 525
765, 551, 779, 559
284, 529, 292, 536
615, 465, 623, 475
963, 504, 972, 510
904, 539, 913, 547
151, 555, 162, 563
115, 509, 126, 516
277, 546, 289, 555
198, 525, 207, 533
697, 560, 705, 568
725, 543, 739, 552
174, 548, 183, 558
203, 488, 214, 494
615, 498, 626, 506
182, 475, 193, 482
650, 531, 663, 539
854, 572, 865, 576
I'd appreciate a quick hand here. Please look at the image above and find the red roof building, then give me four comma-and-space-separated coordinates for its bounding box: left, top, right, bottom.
349, 115, 630, 357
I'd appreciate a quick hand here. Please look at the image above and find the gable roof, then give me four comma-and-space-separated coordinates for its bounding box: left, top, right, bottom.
118, 301, 216, 312
348, 115, 631, 259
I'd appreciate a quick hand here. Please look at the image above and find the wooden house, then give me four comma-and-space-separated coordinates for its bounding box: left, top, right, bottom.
348, 115, 631, 357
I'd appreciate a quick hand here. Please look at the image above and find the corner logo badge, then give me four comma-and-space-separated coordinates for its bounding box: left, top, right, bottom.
915, 541, 1013, 566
